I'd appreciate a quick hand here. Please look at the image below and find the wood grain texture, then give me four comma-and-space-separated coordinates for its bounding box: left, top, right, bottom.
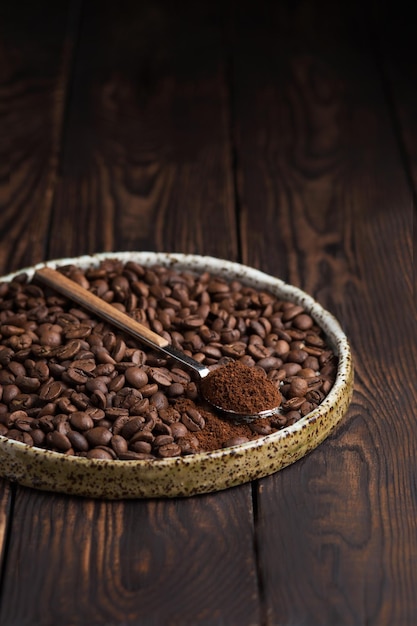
0, 1, 77, 273
0, 486, 260, 626
231, 0, 417, 624
1, 1, 416, 624
48, 0, 237, 259
368, 0, 417, 193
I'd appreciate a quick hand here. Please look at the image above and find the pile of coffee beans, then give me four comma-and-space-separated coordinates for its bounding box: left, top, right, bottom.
0, 259, 338, 459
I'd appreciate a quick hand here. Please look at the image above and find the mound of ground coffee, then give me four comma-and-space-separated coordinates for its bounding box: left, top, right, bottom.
201, 360, 282, 415
0, 259, 338, 459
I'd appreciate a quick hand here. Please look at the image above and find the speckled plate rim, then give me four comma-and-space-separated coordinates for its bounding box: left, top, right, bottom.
0, 252, 354, 499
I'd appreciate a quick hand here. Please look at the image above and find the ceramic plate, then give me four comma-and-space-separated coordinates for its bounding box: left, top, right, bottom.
0, 252, 353, 498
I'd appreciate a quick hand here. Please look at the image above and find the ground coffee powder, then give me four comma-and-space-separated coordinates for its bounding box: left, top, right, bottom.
201, 360, 282, 415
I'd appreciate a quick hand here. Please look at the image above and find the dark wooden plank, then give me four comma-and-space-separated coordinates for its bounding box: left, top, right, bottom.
368, 0, 417, 193
0, 0, 76, 607
0, 2, 260, 625
48, 0, 237, 259
0, 0, 78, 273
0, 486, 260, 625
231, 1, 417, 624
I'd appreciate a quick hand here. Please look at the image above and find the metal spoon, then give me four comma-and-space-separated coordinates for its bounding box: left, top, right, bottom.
35, 266, 281, 422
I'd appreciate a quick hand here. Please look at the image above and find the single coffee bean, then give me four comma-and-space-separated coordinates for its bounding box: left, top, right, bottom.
70, 411, 94, 431
112, 414, 131, 435
130, 429, 154, 444
157, 443, 182, 458
130, 440, 152, 454
95, 445, 117, 460
2, 385, 20, 403
118, 451, 155, 460
49, 431, 72, 451
181, 408, 205, 432
84, 406, 106, 421
148, 367, 172, 387
170, 421, 189, 439
139, 383, 159, 397
121, 417, 144, 439
67, 430, 89, 452
282, 396, 306, 411
223, 436, 250, 447
249, 422, 272, 435
282, 305, 305, 322
150, 391, 169, 411
153, 434, 174, 447
87, 448, 114, 460
85, 426, 112, 447
111, 435, 128, 456
288, 377, 309, 398
31, 428, 46, 446
15, 375, 40, 393
177, 435, 199, 454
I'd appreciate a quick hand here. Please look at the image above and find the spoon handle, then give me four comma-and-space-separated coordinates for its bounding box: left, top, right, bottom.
35, 266, 210, 380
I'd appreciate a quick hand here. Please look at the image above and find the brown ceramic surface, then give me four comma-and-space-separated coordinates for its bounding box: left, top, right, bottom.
0, 252, 354, 499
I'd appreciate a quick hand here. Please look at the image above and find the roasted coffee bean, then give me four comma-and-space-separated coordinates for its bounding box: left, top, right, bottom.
130, 440, 152, 454
49, 431, 72, 451
154, 434, 174, 447
300, 401, 315, 416
118, 451, 155, 460
70, 411, 94, 431
288, 377, 309, 398
112, 413, 131, 435
303, 356, 320, 371
170, 421, 188, 438
280, 362, 302, 377
157, 443, 182, 458
285, 410, 302, 424
54, 340, 81, 360
2, 385, 20, 403
85, 426, 112, 447
149, 367, 172, 387
67, 430, 89, 452
223, 436, 250, 447
282, 396, 306, 411
39, 380, 65, 402
66, 367, 89, 384
150, 391, 169, 411
111, 434, 129, 455
139, 383, 159, 397
130, 429, 154, 444
282, 305, 305, 322
31, 428, 46, 446
321, 378, 333, 394
87, 448, 114, 460
84, 406, 105, 421
177, 435, 199, 454
15, 375, 40, 393
181, 408, 205, 432
306, 389, 325, 404
249, 421, 272, 435
95, 445, 117, 460
108, 374, 126, 392
121, 417, 144, 439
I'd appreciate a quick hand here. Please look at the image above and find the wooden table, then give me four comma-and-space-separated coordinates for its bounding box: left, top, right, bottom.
1, 1, 416, 624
